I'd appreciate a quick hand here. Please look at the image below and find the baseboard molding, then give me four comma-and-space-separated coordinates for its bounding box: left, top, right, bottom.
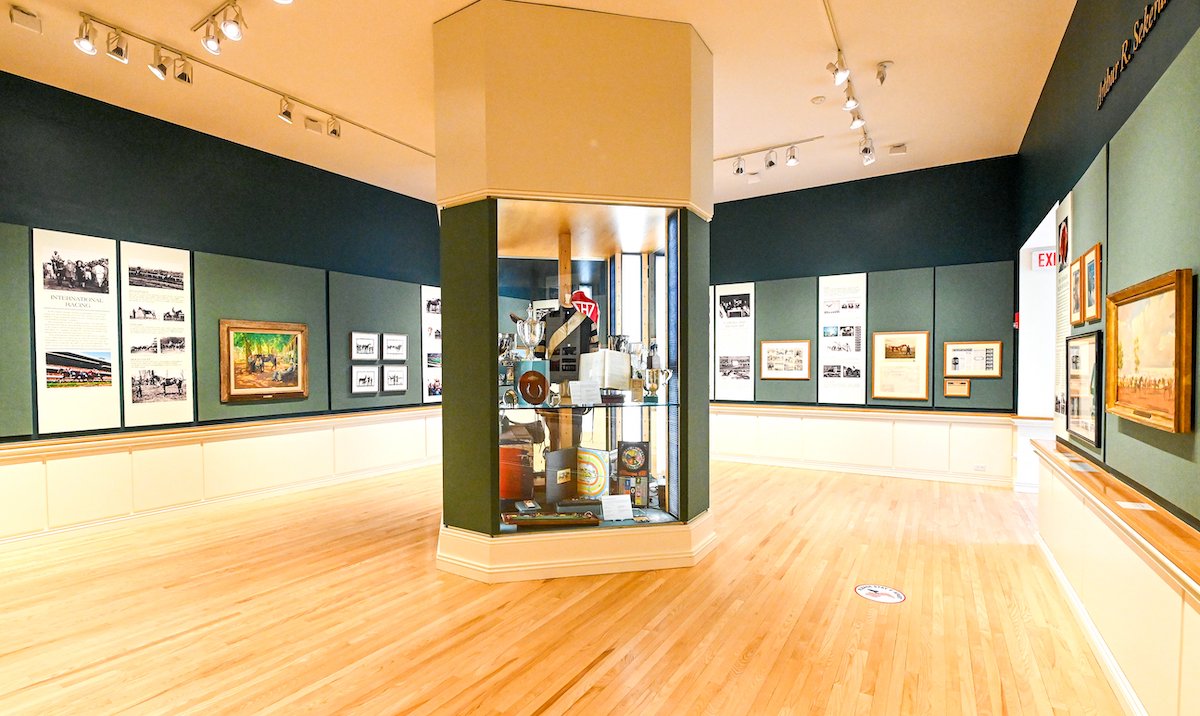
1035, 533, 1145, 716
712, 453, 1011, 489
436, 510, 718, 583
0, 456, 441, 546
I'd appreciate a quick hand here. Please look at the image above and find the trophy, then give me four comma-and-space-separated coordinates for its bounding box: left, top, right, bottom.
644, 368, 673, 402
515, 304, 544, 360
514, 304, 548, 407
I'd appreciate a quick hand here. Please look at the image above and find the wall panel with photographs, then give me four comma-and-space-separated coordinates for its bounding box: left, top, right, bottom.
328, 272, 420, 411
817, 273, 867, 405
421, 285, 443, 403
713, 283, 755, 401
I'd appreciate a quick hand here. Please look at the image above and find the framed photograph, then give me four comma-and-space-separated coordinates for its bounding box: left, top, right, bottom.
218, 319, 308, 403
351, 365, 379, 394
1070, 257, 1084, 326
760, 339, 811, 380
944, 379, 971, 398
1082, 244, 1102, 323
381, 333, 408, 361
382, 364, 408, 392
944, 341, 1003, 378
1067, 331, 1103, 447
351, 331, 379, 361
870, 331, 930, 400
1105, 269, 1193, 433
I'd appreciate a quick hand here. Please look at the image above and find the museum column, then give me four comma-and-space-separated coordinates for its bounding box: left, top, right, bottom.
432, 0, 714, 582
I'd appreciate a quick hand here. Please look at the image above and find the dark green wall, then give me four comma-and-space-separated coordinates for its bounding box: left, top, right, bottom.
0, 71, 439, 286
679, 211, 711, 521
754, 277, 817, 404
932, 262, 1015, 411
328, 272, 421, 411
867, 268, 934, 409
710, 156, 1019, 284
1018, 1, 1200, 240
193, 253, 330, 421
0, 224, 33, 438
1102, 28, 1200, 521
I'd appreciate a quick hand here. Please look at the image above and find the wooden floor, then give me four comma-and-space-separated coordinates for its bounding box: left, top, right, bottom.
0, 462, 1121, 715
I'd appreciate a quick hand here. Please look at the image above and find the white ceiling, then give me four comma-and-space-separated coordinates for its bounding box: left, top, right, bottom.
0, 1, 1076, 206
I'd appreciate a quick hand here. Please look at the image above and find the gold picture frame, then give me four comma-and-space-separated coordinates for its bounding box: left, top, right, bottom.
1069, 257, 1084, 326
870, 331, 930, 400
1105, 269, 1193, 433
943, 341, 1003, 378
1082, 243, 1103, 323
759, 339, 811, 380
218, 319, 310, 403
943, 379, 971, 398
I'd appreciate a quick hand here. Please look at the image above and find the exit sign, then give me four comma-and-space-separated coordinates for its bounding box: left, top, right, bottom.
1033, 247, 1057, 271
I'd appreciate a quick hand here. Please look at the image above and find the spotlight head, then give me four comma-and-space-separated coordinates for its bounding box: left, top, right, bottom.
859, 136, 876, 166
841, 90, 859, 111
74, 19, 97, 55
147, 46, 169, 80
220, 3, 245, 41
849, 110, 866, 130
827, 55, 849, 86
201, 20, 221, 55
876, 61, 893, 86
764, 149, 777, 169
106, 30, 128, 64
174, 58, 194, 85
785, 145, 799, 167
733, 156, 745, 175
278, 97, 294, 124
327, 117, 342, 138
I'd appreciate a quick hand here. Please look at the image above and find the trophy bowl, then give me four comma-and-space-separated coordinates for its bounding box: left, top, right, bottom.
515, 306, 544, 360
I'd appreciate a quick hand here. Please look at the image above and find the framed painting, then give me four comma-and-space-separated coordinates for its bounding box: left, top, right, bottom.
218, 319, 309, 403
1082, 244, 1102, 323
1105, 269, 1193, 433
870, 331, 930, 400
351, 331, 379, 361
943, 341, 1002, 378
1066, 330, 1102, 447
760, 339, 810, 380
1069, 257, 1084, 326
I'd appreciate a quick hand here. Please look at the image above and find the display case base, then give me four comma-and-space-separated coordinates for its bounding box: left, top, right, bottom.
436, 510, 717, 583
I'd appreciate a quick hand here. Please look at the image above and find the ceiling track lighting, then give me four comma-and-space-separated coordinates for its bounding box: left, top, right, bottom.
825, 52, 849, 86
785, 145, 799, 167
220, 2, 245, 41
201, 19, 221, 55
73, 19, 97, 55
876, 61, 893, 86
278, 97, 294, 124
105, 30, 128, 63
859, 134, 876, 166
764, 149, 777, 169
849, 110, 865, 131
733, 156, 746, 176
148, 45, 171, 80
174, 57, 194, 85
841, 85, 859, 112
327, 117, 342, 138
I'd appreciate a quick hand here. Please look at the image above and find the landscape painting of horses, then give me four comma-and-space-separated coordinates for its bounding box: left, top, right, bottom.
219, 319, 309, 403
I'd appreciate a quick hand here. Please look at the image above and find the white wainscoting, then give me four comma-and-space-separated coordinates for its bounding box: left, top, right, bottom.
0, 407, 442, 542
1036, 443, 1200, 716
710, 404, 1015, 487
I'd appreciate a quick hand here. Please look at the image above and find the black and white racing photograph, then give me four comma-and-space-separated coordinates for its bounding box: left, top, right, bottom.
718, 293, 751, 319
159, 337, 186, 352
718, 355, 751, 379
130, 369, 187, 403
127, 265, 185, 291
42, 251, 110, 293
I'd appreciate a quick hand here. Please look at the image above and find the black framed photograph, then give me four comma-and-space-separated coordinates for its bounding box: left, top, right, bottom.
1067, 330, 1102, 447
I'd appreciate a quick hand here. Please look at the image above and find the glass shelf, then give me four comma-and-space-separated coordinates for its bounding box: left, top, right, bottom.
498, 400, 678, 410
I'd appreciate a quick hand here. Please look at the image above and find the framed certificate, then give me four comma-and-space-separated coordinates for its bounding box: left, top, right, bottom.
870, 331, 929, 400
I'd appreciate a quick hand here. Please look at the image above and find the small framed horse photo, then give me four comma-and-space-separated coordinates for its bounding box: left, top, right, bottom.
218, 319, 309, 403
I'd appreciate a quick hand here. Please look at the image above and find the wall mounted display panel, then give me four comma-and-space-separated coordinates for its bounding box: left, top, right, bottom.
817, 273, 867, 405
713, 282, 754, 401
193, 253, 328, 421
1054, 192, 1074, 439
328, 272, 420, 411
867, 268, 933, 408
1105, 28, 1200, 523
120, 242, 194, 427
932, 261, 1014, 411
754, 277, 817, 404
0, 224, 33, 438
33, 229, 121, 434
422, 285, 443, 403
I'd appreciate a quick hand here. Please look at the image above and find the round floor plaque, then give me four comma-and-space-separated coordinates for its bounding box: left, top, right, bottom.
854, 584, 906, 604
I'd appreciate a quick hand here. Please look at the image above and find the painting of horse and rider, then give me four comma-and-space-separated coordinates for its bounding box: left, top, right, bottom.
218, 319, 309, 402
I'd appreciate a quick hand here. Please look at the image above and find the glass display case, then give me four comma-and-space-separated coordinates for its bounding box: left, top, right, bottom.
494, 199, 680, 531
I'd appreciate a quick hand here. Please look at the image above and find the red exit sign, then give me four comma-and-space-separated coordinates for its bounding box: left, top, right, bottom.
1033, 248, 1057, 270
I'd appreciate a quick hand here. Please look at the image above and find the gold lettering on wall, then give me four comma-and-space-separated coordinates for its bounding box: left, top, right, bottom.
1097, 0, 1171, 110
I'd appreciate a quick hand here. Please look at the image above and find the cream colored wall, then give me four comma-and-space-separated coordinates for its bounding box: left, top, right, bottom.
0, 408, 442, 541
1038, 455, 1200, 716
710, 405, 1015, 487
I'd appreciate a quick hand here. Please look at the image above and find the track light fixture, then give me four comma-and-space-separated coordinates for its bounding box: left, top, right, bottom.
876, 61, 893, 86
277, 97, 294, 124
841, 87, 859, 111
826, 53, 849, 86
220, 2, 245, 41
105, 30, 128, 63
327, 117, 342, 138
73, 19, 97, 55
859, 135, 876, 166
201, 19, 221, 55
764, 149, 777, 169
733, 157, 746, 175
174, 58, 194, 85
147, 45, 170, 80
849, 110, 865, 130
785, 145, 799, 167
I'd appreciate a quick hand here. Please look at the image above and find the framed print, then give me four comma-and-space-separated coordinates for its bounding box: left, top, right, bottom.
218, 319, 309, 403
944, 341, 1003, 378
351, 331, 379, 361
1066, 331, 1102, 447
382, 364, 408, 392
1070, 258, 1084, 326
760, 339, 811, 380
944, 379, 971, 398
870, 331, 930, 400
351, 365, 379, 394
1083, 244, 1102, 323
1105, 269, 1193, 433
381, 333, 408, 361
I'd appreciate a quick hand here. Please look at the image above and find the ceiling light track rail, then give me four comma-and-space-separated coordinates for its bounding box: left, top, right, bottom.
712, 135, 823, 163
76, 11, 435, 159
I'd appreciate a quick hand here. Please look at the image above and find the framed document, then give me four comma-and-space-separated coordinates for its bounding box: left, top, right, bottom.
870, 331, 929, 400
944, 379, 971, 398
944, 341, 1002, 378
1082, 244, 1102, 323
1066, 331, 1102, 446
760, 339, 811, 380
